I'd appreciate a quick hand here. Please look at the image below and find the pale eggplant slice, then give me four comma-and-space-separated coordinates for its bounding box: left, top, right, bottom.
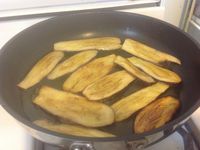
34, 120, 115, 137
18, 51, 64, 89
134, 96, 180, 133
114, 56, 155, 83
128, 57, 181, 83
48, 50, 97, 80
83, 70, 135, 101
63, 54, 116, 93
122, 39, 181, 64
111, 82, 169, 122
33, 86, 114, 127
54, 37, 121, 51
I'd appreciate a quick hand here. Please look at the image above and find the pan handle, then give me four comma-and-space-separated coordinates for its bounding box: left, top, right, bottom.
69, 142, 96, 150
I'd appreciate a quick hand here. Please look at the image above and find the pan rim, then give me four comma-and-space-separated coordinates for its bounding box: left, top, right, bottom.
0, 10, 200, 142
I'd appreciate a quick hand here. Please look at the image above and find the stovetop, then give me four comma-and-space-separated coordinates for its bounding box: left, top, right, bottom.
32, 122, 199, 150
33, 132, 185, 150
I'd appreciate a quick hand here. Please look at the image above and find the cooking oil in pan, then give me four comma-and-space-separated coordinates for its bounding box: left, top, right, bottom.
21, 49, 181, 136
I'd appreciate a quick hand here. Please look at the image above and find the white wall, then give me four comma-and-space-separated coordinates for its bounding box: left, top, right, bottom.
122, 0, 187, 27
162, 0, 186, 26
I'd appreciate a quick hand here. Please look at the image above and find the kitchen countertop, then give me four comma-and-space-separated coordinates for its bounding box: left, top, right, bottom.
0, 106, 33, 150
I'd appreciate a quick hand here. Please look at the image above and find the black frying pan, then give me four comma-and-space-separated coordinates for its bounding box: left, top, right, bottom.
0, 11, 200, 146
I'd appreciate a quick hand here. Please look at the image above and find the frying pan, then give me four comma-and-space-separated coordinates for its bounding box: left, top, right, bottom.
0, 11, 200, 149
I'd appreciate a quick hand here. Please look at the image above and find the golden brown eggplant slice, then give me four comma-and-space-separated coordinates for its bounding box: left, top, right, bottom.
48, 50, 97, 80
33, 86, 114, 127
34, 120, 115, 137
18, 51, 64, 89
54, 37, 121, 51
114, 56, 155, 83
134, 96, 180, 133
122, 39, 181, 64
63, 54, 116, 93
111, 82, 169, 122
128, 57, 181, 83
83, 70, 135, 101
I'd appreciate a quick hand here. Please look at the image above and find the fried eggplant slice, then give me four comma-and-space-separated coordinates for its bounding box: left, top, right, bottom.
122, 39, 181, 64
34, 120, 115, 137
63, 54, 116, 93
114, 56, 154, 83
18, 51, 64, 89
54, 37, 121, 51
83, 70, 135, 101
134, 96, 180, 133
111, 82, 169, 122
128, 57, 181, 83
33, 86, 114, 127
48, 50, 97, 80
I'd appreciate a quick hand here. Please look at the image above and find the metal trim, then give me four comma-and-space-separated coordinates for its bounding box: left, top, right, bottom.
192, 15, 200, 26
179, 0, 194, 30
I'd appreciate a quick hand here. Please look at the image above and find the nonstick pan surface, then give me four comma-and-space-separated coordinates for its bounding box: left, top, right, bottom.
0, 11, 200, 141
